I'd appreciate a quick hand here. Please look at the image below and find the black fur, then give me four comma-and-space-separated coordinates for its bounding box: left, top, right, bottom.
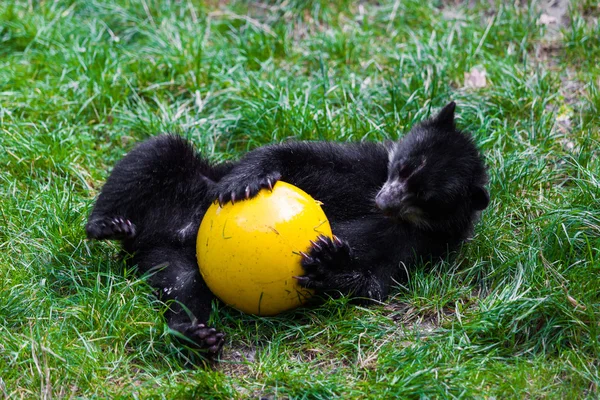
86, 135, 232, 354
86, 102, 489, 354
212, 102, 489, 301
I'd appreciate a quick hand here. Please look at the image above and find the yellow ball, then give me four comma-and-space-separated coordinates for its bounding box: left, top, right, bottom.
196, 181, 332, 316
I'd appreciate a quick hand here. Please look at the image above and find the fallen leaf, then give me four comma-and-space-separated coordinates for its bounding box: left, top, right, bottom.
567, 294, 586, 310
538, 13, 558, 25
464, 67, 487, 89
562, 286, 587, 310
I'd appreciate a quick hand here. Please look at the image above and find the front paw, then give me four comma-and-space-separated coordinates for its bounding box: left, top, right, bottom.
296, 235, 356, 292
86, 216, 136, 240
173, 322, 225, 355
213, 172, 281, 205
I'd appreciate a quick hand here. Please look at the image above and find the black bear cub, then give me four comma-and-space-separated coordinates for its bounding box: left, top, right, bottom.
86, 102, 489, 355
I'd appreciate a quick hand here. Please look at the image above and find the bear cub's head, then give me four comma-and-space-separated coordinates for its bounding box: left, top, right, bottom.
375, 102, 490, 232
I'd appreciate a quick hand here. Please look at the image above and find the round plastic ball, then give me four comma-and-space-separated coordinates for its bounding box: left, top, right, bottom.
196, 181, 332, 316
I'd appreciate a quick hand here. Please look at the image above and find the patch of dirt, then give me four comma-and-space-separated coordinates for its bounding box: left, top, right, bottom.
581, 1, 600, 25
533, 0, 587, 143
535, 0, 571, 63
438, 0, 512, 22
217, 344, 257, 376
558, 68, 587, 107
384, 302, 446, 335
534, 0, 570, 66
538, 0, 571, 40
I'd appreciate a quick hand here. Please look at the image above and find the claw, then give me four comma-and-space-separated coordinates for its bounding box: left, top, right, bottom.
318, 235, 330, 246
245, 186, 251, 199
218, 194, 224, 207
231, 191, 236, 204
310, 239, 322, 251
301, 255, 315, 264
295, 276, 315, 288
205, 336, 217, 345
267, 178, 273, 190
198, 330, 208, 339
299, 251, 310, 259
333, 235, 343, 246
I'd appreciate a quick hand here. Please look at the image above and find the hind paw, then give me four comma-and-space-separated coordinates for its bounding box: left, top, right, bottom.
174, 322, 225, 355
86, 216, 136, 240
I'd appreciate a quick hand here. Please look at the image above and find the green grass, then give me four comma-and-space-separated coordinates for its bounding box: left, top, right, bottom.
1, 0, 599, 398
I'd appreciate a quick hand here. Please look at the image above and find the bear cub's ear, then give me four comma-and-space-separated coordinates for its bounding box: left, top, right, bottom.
472, 186, 490, 211
433, 101, 456, 128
